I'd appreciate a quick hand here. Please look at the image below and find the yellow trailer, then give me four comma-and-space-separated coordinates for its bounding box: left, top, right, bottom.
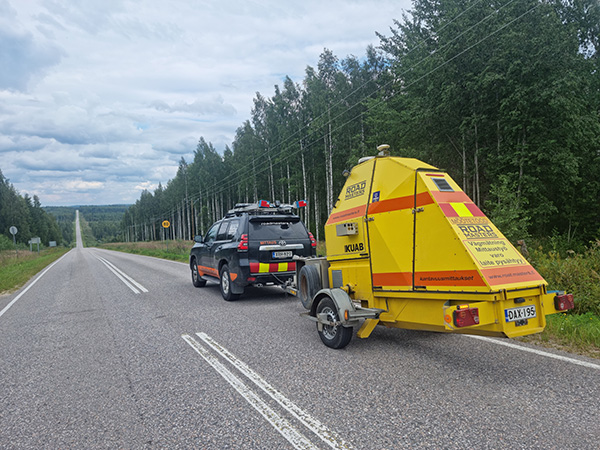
294, 146, 574, 348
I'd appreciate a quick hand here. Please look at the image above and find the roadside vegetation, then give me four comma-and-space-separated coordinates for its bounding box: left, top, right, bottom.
0, 247, 71, 294
517, 239, 600, 358
98, 240, 190, 263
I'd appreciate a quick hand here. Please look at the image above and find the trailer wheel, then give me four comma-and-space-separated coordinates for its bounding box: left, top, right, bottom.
191, 258, 207, 287
298, 265, 320, 310
316, 296, 352, 349
220, 264, 240, 301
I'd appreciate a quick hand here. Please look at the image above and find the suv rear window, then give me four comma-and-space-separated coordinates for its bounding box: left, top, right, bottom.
226, 220, 240, 240
249, 218, 308, 240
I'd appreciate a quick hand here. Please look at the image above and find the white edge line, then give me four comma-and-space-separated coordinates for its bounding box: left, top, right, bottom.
465, 335, 600, 370
96, 256, 140, 294
0, 251, 71, 319
196, 332, 353, 450
96, 255, 148, 293
182, 335, 318, 450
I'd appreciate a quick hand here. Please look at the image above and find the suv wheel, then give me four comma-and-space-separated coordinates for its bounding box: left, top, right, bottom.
220, 264, 240, 301
191, 258, 207, 287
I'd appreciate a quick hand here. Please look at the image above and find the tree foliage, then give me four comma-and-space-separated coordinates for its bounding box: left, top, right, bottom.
0, 170, 62, 246
124, 0, 599, 245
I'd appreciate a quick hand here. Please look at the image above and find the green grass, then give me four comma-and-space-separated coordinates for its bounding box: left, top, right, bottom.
530, 239, 600, 316
545, 313, 600, 347
0, 247, 71, 294
98, 240, 190, 263
518, 313, 600, 359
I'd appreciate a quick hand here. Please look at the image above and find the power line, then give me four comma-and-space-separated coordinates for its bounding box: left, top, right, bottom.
125, 0, 536, 236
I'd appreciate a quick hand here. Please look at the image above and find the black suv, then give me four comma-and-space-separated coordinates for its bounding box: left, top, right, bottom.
190, 202, 316, 300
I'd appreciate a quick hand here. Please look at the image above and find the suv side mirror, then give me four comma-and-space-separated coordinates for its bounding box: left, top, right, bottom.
194, 235, 203, 243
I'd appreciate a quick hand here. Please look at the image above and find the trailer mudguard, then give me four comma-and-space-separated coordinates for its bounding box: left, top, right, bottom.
310, 288, 358, 328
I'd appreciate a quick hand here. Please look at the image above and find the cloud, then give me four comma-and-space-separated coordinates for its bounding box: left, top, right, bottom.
0, 1, 63, 92
0, 0, 412, 206
150, 97, 236, 116
135, 181, 159, 192
64, 179, 105, 190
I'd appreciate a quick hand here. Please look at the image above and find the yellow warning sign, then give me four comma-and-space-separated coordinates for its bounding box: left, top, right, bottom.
450, 217, 525, 268
463, 239, 526, 268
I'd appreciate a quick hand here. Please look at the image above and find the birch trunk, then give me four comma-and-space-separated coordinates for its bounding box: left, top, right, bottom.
326, 118, 334, 214
301, 148, 308, 230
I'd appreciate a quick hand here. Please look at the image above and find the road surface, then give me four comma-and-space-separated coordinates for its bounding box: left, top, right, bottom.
0, 214, 598, 449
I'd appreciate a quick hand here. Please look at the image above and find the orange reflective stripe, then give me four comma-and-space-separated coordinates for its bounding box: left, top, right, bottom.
326, 205, 367, 225
481, 266, 544, 286
373, 270, 486, 287
368, 192, 433, 215
198, 265, 218, 277
372, 272, 412, 287
430, 191, 471, 203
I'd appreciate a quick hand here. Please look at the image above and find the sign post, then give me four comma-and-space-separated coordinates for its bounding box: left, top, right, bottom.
9, 226, 18, 257
30, 237, 41, 254
162, 220, 171, 252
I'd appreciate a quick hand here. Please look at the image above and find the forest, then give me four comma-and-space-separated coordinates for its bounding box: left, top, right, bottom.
121, 0, 599, 248
44, 205, 129, 245
0, 169, 128, 248
0, 170, 63, 249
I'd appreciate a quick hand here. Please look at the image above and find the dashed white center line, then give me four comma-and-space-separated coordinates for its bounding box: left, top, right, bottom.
182, 334, 320, 450
195, 332, 353, 449
94, 255, 148, 294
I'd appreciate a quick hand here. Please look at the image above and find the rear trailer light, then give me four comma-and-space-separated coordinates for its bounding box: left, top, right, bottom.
453, 305, 480, 328
237, 234, 249, 251
308, 232, 317, 248
554, 293, 574, 311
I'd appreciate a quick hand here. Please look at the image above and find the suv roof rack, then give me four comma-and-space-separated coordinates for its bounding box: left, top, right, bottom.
226, 200, 296, 217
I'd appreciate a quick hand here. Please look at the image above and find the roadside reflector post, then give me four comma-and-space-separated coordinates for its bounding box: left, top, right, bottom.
162, 220, 171, 251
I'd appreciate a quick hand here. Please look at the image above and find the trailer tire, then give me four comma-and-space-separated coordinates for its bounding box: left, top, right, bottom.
220, 264, 240, 301
316, 296, 352, 349
299, 265, 320, 310
191, 258, 207, 287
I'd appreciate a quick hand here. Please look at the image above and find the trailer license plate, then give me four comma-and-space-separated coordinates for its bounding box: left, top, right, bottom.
272, 251, 292, 259
505, 305, 536, 322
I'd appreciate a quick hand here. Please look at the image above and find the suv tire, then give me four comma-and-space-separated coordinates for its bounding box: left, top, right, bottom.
220, 264, 240, 301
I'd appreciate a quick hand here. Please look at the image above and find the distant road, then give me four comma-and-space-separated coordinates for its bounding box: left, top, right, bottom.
75, 209, 83, 248
0, 219, 598, 448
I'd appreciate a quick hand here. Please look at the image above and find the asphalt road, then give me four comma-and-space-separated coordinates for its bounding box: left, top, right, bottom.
1, 221, 599, 449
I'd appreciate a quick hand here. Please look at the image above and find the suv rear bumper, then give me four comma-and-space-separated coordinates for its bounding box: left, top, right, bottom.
235, 261, 296, 287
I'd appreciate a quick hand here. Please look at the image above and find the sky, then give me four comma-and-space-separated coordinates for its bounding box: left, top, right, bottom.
0, 0, 412, 206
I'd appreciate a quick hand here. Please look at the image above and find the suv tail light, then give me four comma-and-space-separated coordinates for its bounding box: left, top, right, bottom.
237, 234, 249, 251
308, 232, 317, 248
453, 305, 479, 328
554, 293, 574, 311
